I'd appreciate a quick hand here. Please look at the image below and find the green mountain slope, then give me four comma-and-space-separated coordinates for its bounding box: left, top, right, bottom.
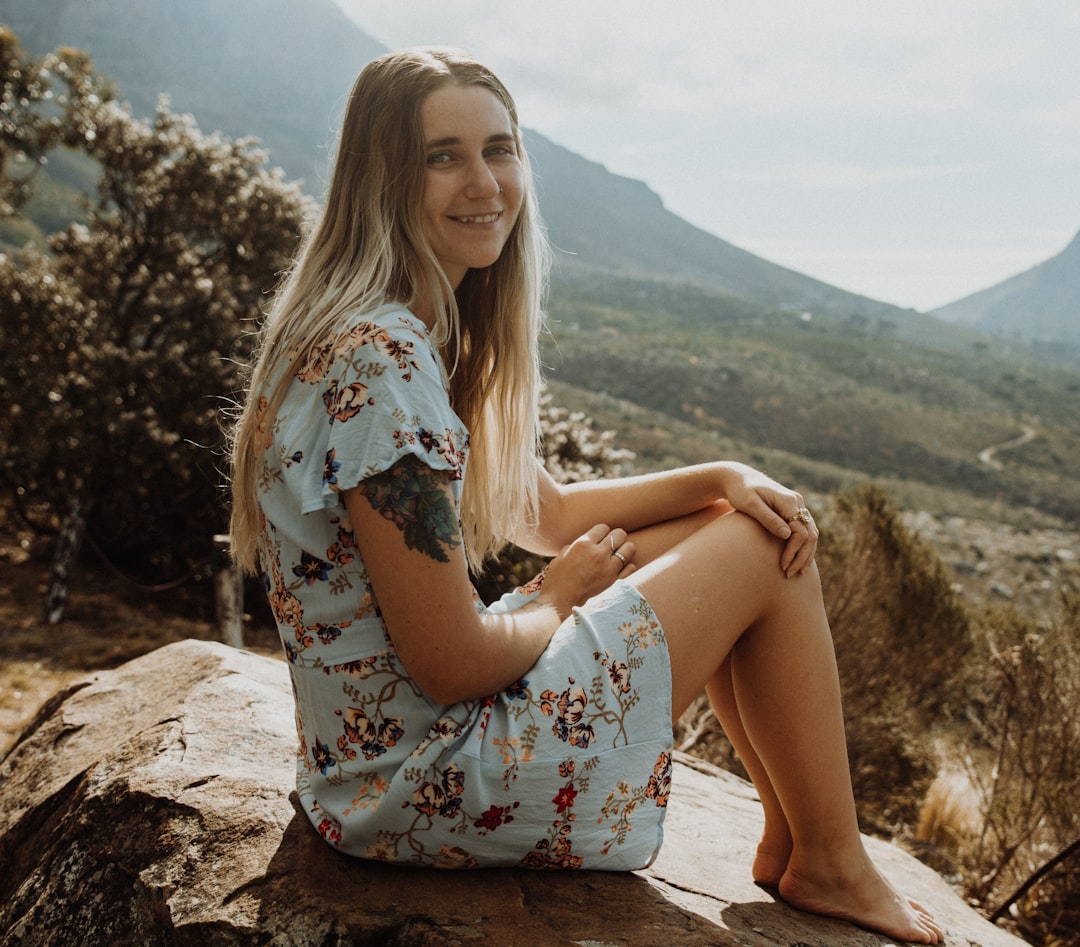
543, 269, 1080, 525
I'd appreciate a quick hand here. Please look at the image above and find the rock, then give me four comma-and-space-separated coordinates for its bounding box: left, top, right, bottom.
0, 640, 1024, 946
989, 580, 1015, 600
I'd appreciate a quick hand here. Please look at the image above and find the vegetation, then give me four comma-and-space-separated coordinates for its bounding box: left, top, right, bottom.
961, 600, 1080, 945
0, 29, 313, 617
543, 266, 1080, 527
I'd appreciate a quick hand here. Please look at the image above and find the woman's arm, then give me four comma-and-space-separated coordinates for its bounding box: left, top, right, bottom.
343, 456, 630, 704
517, 460, 817, 577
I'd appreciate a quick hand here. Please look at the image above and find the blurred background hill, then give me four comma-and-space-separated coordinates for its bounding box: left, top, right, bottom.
933, 229, 1080, 347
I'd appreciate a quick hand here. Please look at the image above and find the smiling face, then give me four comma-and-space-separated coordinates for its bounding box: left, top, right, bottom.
419, 83, 525, 291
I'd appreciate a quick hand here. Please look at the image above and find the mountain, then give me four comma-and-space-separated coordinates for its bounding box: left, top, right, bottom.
2, 0, 919, 327
933, 230, 1080, 349
0, 0, 384, 192
524, 132, 911, 324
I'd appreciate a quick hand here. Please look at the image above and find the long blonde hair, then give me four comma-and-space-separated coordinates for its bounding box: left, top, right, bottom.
229, 48, 549, 574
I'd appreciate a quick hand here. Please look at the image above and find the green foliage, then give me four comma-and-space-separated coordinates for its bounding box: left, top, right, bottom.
814, 485, 971, 830
544, 268, 1080, 527
0, 32, 314, 575
1, 30, 104, 215
538, 386, 635, 484
821, 485, 972, 715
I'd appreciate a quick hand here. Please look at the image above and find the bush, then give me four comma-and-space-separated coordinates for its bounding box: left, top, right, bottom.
817, 484, 972, 832
0, 32, 313, 588
957, 596, 1080, 946
472, 386, 636, 602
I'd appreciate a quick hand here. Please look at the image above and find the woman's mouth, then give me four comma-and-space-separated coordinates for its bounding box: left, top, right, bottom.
452, 212, 501, 224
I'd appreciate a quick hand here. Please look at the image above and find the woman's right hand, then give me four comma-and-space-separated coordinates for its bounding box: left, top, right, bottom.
534, 523, 636, 621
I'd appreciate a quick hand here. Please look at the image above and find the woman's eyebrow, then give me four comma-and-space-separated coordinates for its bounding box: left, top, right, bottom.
425, 132, 515, 149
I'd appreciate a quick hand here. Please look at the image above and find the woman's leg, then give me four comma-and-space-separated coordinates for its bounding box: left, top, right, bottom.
627, 506, 794, 885
707, 657, 793, 886
628, 510, 944, 944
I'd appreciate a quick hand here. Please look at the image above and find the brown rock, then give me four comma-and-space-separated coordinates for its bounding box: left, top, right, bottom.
0, 640, 1024, 946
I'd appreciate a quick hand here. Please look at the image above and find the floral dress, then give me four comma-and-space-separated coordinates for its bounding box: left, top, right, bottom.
256, 304, 673, 870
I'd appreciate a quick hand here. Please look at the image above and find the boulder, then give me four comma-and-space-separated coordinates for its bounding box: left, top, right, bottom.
0, 639, 1024, 946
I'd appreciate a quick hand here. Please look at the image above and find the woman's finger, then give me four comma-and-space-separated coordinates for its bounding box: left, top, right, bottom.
739, 492, 793, 539
781, 512, 819, 577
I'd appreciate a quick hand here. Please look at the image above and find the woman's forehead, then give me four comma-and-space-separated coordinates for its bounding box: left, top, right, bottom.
420, 84, 515, 142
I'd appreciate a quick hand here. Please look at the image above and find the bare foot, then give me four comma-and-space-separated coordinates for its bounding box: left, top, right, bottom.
751, 817, 794, 888
751, 839, 791, 889
778, 857, 945, 944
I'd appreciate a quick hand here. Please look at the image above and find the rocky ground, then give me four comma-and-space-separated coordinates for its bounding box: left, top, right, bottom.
902, 511, 1079, 619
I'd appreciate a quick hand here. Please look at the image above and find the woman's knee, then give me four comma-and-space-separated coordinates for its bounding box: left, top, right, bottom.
701, 510, 788, 581
635, 511, 783, 643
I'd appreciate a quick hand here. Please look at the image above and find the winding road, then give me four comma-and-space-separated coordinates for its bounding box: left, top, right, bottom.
978, 424, 1037, 470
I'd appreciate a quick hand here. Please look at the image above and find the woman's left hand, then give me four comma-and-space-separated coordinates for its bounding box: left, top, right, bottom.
717, 462, 819, 577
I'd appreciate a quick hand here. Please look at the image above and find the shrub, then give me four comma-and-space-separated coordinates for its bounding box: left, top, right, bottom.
817, 484, 972, 832
472, 387, 635, 602
958, 595, 1080, 946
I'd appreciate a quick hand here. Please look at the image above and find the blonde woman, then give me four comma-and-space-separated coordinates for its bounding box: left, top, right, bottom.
229, 48, 942, 944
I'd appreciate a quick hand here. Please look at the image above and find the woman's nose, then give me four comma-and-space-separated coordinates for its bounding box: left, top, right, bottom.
464, 160, 500, 198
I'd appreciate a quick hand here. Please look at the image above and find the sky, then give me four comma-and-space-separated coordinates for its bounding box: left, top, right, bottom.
334, 0, 1080, 313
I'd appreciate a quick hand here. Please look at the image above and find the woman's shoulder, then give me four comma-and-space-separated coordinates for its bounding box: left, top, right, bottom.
298, 304, 441, 387
345, 302, 428, 338
339, 303, 434, 356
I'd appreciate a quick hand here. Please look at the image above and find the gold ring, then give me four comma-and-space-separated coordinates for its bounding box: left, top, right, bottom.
613, 551, 626, 563
788, 507, 812, 525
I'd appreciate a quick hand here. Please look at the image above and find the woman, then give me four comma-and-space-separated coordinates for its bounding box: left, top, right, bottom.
229, 48, 943, 944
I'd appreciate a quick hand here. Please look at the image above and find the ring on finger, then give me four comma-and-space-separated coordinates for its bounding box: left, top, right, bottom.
613, 550, 626, 564
609, 534, 618, 551
787, 507, 812, 526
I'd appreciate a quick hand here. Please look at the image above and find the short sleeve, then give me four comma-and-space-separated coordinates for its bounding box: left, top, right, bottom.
280, 308, 470, 516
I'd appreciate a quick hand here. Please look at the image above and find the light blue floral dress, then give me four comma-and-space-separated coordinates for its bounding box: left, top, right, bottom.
256, 304, 673, 869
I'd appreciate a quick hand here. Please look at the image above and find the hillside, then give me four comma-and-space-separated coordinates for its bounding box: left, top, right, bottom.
0, 0, 383, 191
524, 132, 915, 325
933, 229, 1080, 349
541, 269, 1080, 529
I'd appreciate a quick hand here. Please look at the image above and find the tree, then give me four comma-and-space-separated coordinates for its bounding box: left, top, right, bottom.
0, 30, 315, 619
1, 29, 94, 215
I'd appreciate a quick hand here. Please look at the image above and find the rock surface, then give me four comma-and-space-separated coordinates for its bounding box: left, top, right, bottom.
0, 639, 1025, 946
902, 510, 1078, 616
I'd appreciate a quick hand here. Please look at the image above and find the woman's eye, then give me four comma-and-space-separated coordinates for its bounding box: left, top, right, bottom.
427, 151, 453, 166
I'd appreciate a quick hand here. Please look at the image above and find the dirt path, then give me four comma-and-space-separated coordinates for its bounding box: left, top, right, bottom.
978, 424, 1037, 470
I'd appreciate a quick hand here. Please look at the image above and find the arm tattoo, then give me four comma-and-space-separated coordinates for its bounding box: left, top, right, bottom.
359, 455, 462, 563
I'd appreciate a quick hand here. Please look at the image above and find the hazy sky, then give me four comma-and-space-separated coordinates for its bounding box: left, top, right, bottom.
335, 0, 1080, 312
